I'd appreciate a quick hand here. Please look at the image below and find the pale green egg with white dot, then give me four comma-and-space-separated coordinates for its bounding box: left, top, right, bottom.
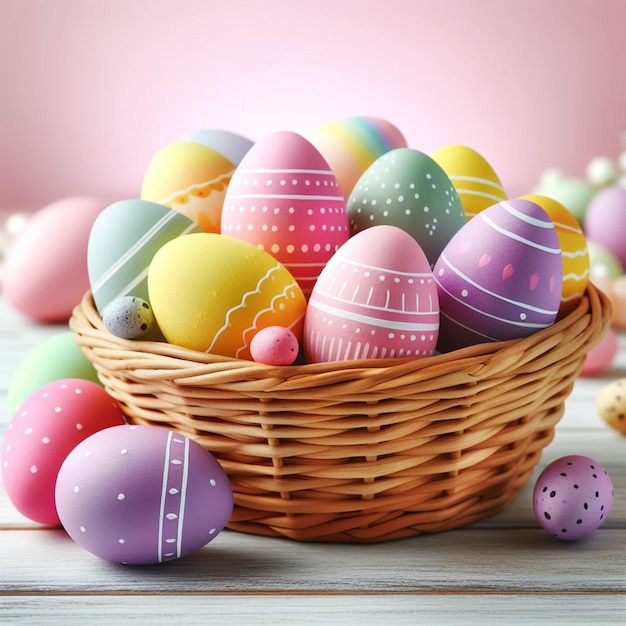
346, 148, 466, 267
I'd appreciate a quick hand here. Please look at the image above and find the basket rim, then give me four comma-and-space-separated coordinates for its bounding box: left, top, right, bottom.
70, 282, 611, 385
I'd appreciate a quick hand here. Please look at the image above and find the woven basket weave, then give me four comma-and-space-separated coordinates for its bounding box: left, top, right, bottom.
70, 282, 610, 543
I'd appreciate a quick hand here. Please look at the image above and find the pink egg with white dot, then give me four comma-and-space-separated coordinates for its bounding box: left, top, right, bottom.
250, 326, 300, 365
1, 379, 125, 525
304, 225, 439, 363
221, 130, 350, 298
55, 424, 233, 564
433, 198, 563, 352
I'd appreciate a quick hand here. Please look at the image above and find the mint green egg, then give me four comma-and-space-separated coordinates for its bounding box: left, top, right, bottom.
6, 331, 102, 416
587, 240, 624, 280
536, 177, 596, 225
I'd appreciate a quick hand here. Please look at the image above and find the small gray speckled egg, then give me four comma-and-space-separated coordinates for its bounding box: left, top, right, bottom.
102, 296, 155, 340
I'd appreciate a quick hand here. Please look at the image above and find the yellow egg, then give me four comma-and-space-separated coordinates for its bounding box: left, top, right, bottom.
430, 144, 507, 220
523, 194, 590, 318
140, 141, 236, 233
147, 233, 307, 358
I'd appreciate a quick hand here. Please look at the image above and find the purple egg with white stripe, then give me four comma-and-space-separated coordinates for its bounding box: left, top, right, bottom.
55, 425, 233, 564
433, 198, 563, 352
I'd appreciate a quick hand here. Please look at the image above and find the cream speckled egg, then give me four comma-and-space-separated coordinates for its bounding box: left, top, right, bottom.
148, 233, 307, 359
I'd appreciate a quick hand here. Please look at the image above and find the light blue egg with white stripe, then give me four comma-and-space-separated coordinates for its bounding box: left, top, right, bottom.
87, 199, 202, 319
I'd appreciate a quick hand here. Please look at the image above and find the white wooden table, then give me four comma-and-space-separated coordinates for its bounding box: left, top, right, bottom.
1, 295, 624, 625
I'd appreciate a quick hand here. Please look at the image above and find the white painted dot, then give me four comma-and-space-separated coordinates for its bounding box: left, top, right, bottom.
405, 209, 411, 215
74, 486, 80, 493
209, 528, 217, 535
121, 449, 128, 455
369, 214, 375, 221
25, 428, 32, 435
117, 493, 125, 501
74, 388, 82, 395
54, 407, 62, 414
169, 488, 180, 495
520, 313, 527, 320
386, 198, 392, 205
42, 392, 49, 398
423, 206, 429, 213
42, 437, 50, 444
30, 465, 38, 474
266, 179, 272, 186
398, 195, 404, 202
388, 333, 395, 339
119, 538, 125, 544
461, 289, 469, 297
286, 244, 295, 253
80, 526, 86, 533
280, 179, 286, 186
291, 179, 297, 185
271, 244, 280, 254
314, 243, 321, 252
438, 269, 444, 276
76, 423, 83, 430
84, 451, 91, 458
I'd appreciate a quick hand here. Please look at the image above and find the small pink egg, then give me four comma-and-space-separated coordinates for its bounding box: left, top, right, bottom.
250, 326, 300, 365
580, 328, 618, 376
533, 455, 614, 540
1, 379, 126, 525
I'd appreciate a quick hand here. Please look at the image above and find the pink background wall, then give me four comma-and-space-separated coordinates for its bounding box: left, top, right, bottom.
1, 0, 624, 212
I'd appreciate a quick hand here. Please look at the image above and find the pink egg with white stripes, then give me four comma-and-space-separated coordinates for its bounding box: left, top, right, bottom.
304, 225, 439, 363
55, 425, 233, 564
433, 198, 563, 352
221, 130, 350, 298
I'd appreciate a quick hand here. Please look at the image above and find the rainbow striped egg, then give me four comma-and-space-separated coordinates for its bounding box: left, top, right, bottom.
433, 198, 563, 352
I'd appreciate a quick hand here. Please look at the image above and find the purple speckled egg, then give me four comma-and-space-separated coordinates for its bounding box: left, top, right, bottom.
55, 425, 233, 564
303, 224, 439, 363
433, 198, 563, 352
533, 455, 614, 540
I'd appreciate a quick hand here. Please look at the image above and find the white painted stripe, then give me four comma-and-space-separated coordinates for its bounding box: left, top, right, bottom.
315, 289, 437, 316
450, 175, 505, 192
310, 299, 439, 332
562, 249, 589, 259
479, 212, 561, 254
334, 254, 435, 279
563, 270, 590, 281
552, 220, 584, 234
439, 252, 559, 315
237, 168, 335, 175
502, 200, 555, 229
157, 431, 174, 563
157, 169, 234, 206
440, 309, 499, 342
561, 290, 585, 302
457, 188, 506, 203
225, 193, 344, 201
176, 437, 190, 559
207, 264, 281, 353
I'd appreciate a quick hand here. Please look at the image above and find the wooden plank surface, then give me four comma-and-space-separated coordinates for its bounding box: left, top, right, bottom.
0, 296, 624, 623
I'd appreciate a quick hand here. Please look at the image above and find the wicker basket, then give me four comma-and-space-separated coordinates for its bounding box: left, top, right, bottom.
70, 283, 610, 543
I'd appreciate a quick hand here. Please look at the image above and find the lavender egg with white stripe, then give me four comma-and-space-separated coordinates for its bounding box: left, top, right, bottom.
433, 198, 563, 352
55, 425, 233, 565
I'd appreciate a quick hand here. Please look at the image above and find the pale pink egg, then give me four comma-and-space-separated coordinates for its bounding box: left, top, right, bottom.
250, 326, 300, 366
1, 379, 126, 525
580, 328, 618, 376
221, 131, 350, 298
304, 225, 439, 363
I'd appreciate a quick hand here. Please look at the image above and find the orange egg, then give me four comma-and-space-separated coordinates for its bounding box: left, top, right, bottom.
522, 194, 589, 318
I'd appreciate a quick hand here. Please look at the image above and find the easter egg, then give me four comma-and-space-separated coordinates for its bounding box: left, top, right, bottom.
55, 425, 233, 564
101, 296, 156, 340
523, 194, 589, 318
221, 130, 349, 298
430, 144, 507, 220
596, 378, 626, 435
141, 141, 237, 233
304, 225, 439, 363
347, 148, 466, 268
250, 326, 300, 366
533, 455, 614, 540
433, 198, 563, 352
587, 240, 623, 281
533, 176, 595, 224
584, 186, 626, 268
2, 197, 109, 322
1, 379, 125, 525
148, 233, 307, 358
307, 116, 407, 199
6, 331, 101, 417
87, 199, 202, 325
580, 328, 618, 376
179, 128, 253, 165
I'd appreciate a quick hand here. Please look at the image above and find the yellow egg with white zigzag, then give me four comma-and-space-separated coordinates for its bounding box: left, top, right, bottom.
522, 194, 590, 319
147, 233, 307, 359
430, 144, 507, 220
